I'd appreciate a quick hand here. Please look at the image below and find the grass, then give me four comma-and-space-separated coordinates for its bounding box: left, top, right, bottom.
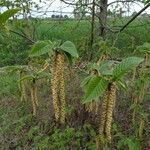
8, 18, 150, 61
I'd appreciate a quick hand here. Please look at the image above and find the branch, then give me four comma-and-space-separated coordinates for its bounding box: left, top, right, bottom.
60, 0, 93, 6
120, 3, 150, 32
9, 29, 35, 44
107, 0, 136, 6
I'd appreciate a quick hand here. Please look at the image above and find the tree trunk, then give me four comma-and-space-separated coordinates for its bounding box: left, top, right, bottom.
98, 0, 108, 39
89, 0, 95, 60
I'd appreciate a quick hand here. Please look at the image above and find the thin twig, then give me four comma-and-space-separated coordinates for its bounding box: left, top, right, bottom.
9, 29, 35, 44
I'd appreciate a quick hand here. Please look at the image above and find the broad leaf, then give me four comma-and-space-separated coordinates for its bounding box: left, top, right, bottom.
136, 42, 150, 53
113, 57, 144, 81
0, 8, 20, 25
60, 41, 78, 58
83, 76, 108, 103
81, 75, 93, 89
30, 41, 53, 57
116, 79, 128, 91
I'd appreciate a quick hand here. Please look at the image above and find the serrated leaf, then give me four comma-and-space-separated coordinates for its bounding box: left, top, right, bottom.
30, 41, 53, 57
0, 8, 20, 25
81, 75, 93, 89
83, 76, 108, 103
116, 79, 128, 91
60, 41, 78, 58
113, 57, 144, 81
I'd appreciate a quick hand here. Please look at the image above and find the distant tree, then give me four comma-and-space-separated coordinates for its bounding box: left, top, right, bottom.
51, 14, 55, 18
60, 15, 63, 18
73, 0, 87, 19
64, 15, 68, 19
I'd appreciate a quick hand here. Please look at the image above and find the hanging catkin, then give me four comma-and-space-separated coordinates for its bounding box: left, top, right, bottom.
33, 80, 38, 106
59, 54, 66, 124
99, 90, 109, 137
105, 83, 116, 143
138, 118, 145, 139
85, 101, 98, 113
99, 83, 116, 144
31, 80, 37, 116
20, 71, 27, 102
51, 52, 66, 124
20, 80, 27, 102
51, 52, 60, 121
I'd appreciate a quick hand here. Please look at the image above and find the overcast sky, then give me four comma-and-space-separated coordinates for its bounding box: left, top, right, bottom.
31, 0, 150, 17
0, 0, 149, 17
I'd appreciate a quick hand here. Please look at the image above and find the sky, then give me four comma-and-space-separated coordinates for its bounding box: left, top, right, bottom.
30, 0, 150, 17
0, 0, 149, 17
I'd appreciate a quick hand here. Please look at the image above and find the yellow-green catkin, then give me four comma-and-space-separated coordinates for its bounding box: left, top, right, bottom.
99, 90, 108, 137
138, 118, 145, 139
40, 62, 49, 72
132, 95, 138, 124
31, 81, 36, 116
33, 80, 38, 107
85, 101, 98, 114
138, 83, 145, 103
105, 83, 116, 143
51, 52, 60, 121
132, 68, 136, 82
58, 54, 66, 124
97, 54, 108, 65
20, 80, 27, 102
20, 71, 27, 102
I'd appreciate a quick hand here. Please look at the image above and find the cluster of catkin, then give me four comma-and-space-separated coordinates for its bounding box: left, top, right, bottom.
132, 54, 148, 139
99, 83, 116, 143
51, 52, 66, 124
31, 79, 38, 116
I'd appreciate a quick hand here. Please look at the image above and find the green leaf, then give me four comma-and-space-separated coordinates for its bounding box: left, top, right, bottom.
116, 79, 128, 91
30, 41, 53, 57
136, 42, 150, 53
113, 57, 144, 81
64, 52, 73, 66
60, 41, 79, 58
19, 75, 34, 82
83, 76, 108, 103
81, 75, 93, 89
0, 8, 20, 25
36, 71, 51, 80
126, 139, 140, 150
